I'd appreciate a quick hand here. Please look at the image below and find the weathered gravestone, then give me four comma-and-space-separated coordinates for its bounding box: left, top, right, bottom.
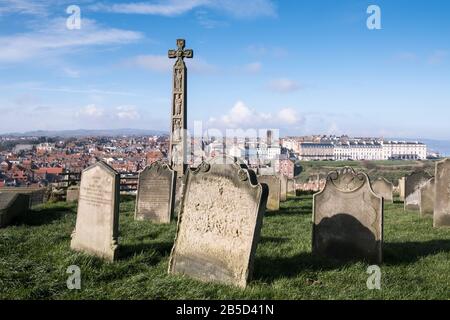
434, 158, 450, 227
287, 179, 295, 194
420, 178, 435, 217
0, 193, 30, 228
312, 167, 383, 263
70, 161, 120, 261
372, 177, 394, 203
398, 177, 406, 201
279, 174, 288, 201
257, 175, 281, 211
404, 171, 433, 211
168, 158, 268, 288
66, 186, 79, 203
135, 161, 176, 223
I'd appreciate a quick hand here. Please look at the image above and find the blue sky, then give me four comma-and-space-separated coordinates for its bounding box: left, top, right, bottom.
0, 0, 449, 139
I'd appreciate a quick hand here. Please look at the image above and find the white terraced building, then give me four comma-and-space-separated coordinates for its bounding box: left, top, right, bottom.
296, 140, 427, 161
381, 141, 427, 160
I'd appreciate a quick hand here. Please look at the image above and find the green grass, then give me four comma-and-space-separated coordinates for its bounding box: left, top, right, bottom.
0, 195, 449, 300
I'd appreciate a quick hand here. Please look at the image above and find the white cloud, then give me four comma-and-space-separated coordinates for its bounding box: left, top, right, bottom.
77, 104, 104, 118
268, 78, 301, 93
115, 105, 140, 120
277, 108, 299, 125
89, 0, 276, 18
126, 54, 217, 74
127, 55, 171, 72
243, 62, 262, 74
0, 0, 48, 16
0, 18, 143, 62
62, 67, 80, 78
208, 101, 302, 130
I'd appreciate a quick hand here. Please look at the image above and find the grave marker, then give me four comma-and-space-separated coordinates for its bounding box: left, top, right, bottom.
313, 167, 383, 263
168, 158, 268, 288
434, 158, 450, 227
135, 161, 176, 223
70, 161, 120, 261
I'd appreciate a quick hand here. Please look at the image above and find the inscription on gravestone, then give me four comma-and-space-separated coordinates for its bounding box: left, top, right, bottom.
168, 158, 268, 288
70, 161, 119, 261
135, 161, 176, 223
313, 167, 383, 263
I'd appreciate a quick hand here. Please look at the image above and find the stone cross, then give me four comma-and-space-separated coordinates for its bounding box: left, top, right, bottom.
168, 39, 193, 176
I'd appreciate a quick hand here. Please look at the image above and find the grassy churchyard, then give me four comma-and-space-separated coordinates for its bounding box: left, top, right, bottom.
1, 193, 449, 300
296, 160, 436, 183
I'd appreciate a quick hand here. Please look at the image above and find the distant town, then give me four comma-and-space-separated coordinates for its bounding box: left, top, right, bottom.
0, 131, 440, 189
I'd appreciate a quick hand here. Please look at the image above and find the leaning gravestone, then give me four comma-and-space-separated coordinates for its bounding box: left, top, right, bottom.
279, 174, 288, 201
398, 177, 406, 201
70, 161, 120, 261
420, 178, 435, 217
135, 161, 176, 223
168, 157, 268, 288
404, 171, 433, 211
257, 175, 281, 211
434, 158, 450, 227
0, 193, 30, 228
372, 177, 394, 203
313, 167, 383, 263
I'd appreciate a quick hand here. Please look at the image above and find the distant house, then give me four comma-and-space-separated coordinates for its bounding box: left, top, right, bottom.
279, 159, 301, 179
146, 150, 164, 165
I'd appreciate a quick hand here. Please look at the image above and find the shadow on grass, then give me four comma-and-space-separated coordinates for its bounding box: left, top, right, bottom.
118, 240, 173, 261
253, 252, 352, 282
254, 239, 450, 282
383, 240, 450, 265
259, 236, 290, 244
16, 205, 74, 226
263, 198, 312, 217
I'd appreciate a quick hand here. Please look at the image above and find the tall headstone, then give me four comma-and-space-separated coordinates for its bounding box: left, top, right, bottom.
168, 39, 193, 177
404, 171, 433, 211
168, 157, 268, 288
313, 167, 383, 263
398, 177, 406, 201
70, 162, 120, 261
0, 193, 30, 228
135, 161, 176, 223
434, 158, 450, 227
420, 177, 435, 217
257, 175, 281, 211
372, 177, 394, 203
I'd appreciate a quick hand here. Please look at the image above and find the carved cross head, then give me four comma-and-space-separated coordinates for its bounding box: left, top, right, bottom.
168, 39, 193, 60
